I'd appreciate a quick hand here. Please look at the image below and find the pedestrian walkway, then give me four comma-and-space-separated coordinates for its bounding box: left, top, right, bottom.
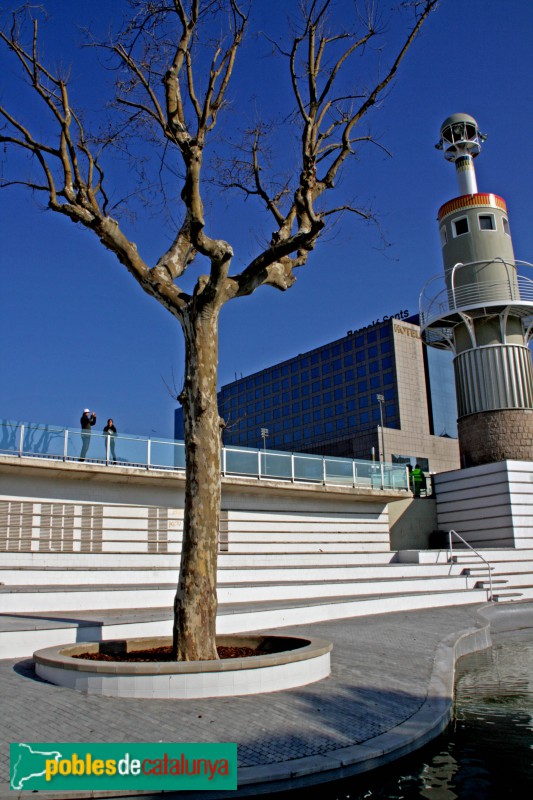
1, 602, 532, 800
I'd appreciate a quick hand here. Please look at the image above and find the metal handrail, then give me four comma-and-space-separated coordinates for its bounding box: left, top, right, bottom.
448, 529, 493, 601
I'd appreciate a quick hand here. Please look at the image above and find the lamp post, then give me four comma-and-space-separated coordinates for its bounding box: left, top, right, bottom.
376, 394, 385, 489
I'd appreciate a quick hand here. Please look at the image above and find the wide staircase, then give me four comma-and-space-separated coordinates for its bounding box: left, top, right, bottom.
2, 531, 532, 660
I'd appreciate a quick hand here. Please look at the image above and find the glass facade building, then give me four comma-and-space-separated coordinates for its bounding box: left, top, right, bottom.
175, 316, 460, 473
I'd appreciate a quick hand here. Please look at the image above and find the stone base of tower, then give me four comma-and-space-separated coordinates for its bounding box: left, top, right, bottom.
458, 409, 533, 467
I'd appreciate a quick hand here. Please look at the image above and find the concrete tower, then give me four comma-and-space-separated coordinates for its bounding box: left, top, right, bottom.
420, 114, 533, 467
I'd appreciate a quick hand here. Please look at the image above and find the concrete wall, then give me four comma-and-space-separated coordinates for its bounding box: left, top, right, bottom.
0, 457, 402, 558
388, 498, 438, 550
434, 460, 533, 549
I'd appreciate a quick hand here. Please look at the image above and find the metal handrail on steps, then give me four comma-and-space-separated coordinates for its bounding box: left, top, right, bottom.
448, 529, 493, 601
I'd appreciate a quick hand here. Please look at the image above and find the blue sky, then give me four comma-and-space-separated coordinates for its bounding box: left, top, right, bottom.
1, 0, 532, 439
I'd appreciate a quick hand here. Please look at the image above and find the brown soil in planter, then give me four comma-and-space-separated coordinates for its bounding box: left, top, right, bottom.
73, 645, 265, 662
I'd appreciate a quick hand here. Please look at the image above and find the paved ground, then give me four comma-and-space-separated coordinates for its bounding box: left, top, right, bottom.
2, 602, 532, 800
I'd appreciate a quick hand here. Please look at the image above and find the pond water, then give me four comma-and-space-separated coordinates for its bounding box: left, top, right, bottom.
272, 628, 533, 798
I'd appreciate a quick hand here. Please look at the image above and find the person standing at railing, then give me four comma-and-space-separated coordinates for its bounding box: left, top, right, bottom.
410, 464, 426, 497
104, 418, 117, 463
80, 409, 96, 461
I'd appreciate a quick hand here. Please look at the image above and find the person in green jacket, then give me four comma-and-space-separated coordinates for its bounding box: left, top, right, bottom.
411, 464, 426, 497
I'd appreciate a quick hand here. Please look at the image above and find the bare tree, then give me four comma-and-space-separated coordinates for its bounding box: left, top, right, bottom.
0, 0, 438, 660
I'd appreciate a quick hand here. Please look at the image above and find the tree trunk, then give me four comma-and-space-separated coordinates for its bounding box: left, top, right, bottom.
173, 305, 222, 661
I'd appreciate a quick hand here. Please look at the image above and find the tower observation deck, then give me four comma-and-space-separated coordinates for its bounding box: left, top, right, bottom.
419, 114, 533, 467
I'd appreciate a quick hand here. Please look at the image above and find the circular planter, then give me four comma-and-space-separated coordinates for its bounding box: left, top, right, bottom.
33, 634, 332, 698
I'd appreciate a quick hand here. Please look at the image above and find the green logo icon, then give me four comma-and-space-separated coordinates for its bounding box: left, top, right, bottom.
11, 742, 237, 791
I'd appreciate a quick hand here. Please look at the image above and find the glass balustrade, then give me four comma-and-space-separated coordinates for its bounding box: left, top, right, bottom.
0, 418, 408, 491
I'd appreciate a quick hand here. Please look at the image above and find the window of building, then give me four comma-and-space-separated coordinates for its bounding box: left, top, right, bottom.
313, 408, 321, 420
291, 361, 298, 372
322, 377, 332, 389
283, 433, 291, 443
301, 384, 310, 397
452, 216, 469, 237
293, 429, 301, 440
301, 370, 309, 383
334, 373, 343, 385
478, 213, 495, 231
302, 398, 311, 410
503, 217, 510, 235
369, 361, 379, 373
343, 340, 353, 353
440, 225, 447, 246
345, 369, 354, 381
383, 371, 394, 385
281, 405, 289, 417
283, 418, 292, 429
311, 353, 319, 364
344, 354, 354, 367
312, 381, 320, 393
281, 378, 289, 389
359, 396, 368, 408
322, 363, 331, 374
311, 367, 320, 379
348, 415, 356, 427
381, 339, 391, 354
384, 388, 395, 401
292, 403, 300, 415
292, 388, 300, 400
334, 387, 343, 400
346, 399, 356, 411
323, 391, 332, 404
336, 418, 345, 430
274, 421, 281, 432
303, 427, 311, 439
332, 344, 341, 356
303, 412, 311, 424
255, 388, 262, 399
367, 330, 377, 343
281, 365, 289, 376
360, 411, 369, 424
332, 358, 342, 371
301, 357, 310, 367
357, 365, 366, 377
335, 403, 344, 415
356, 351, 365, 363
324, 406, 333, 418
372, 408, 380, 421
255, 401, 263, 411
314, 424, 323, 435
246, 391, 253, 402
346, 384, 355, 397
281, 392, 289, 403
368, 345, 378, 358
370, 376, 380, 389
273, 407, 281, 419
355, 335, 364, 348
325, 421, 334, 433
272, 381, 280, 393
321, 348, 331, 360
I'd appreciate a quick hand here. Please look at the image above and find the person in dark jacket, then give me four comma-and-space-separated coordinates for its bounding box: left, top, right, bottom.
80, 409, 96, 461
104, 418, 117, 463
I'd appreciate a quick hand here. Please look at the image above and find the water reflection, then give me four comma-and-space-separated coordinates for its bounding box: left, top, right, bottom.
269, 630, 533, 799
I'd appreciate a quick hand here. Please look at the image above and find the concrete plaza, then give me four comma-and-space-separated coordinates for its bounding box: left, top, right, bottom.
2, 601, 532, 800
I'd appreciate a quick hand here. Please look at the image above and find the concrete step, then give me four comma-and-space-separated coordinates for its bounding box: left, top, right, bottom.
0, 573, 478, 614
0, 562, 467, 587
0, 587, 490, 659
0, 551, 400, 568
